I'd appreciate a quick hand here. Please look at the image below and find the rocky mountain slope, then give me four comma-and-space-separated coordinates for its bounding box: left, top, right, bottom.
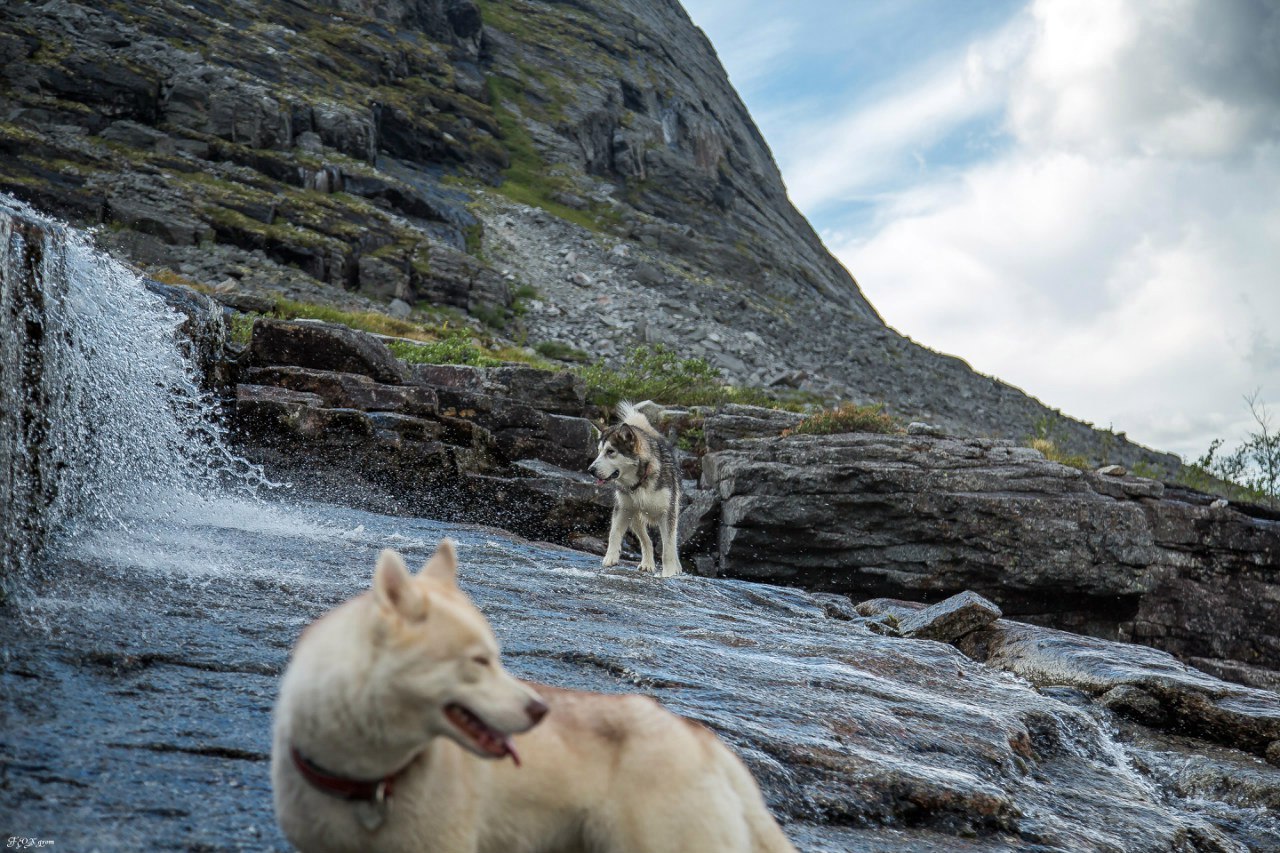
0, 0, 1177, 468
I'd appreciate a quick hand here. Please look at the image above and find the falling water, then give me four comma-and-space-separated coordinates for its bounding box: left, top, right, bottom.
0, 194, 259, 596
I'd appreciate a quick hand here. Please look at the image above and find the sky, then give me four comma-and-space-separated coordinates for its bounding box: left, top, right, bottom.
681, 0, 1280, 461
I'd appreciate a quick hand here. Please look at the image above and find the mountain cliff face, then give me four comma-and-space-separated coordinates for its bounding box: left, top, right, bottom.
0, 0, 1177, 468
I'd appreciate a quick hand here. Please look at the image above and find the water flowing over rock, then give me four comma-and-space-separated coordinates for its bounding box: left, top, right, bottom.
0, 196, 261, 597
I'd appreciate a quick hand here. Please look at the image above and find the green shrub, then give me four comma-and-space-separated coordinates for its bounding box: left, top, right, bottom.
1028, 438, 1091, 471
386, 334, 506, 367
1182, 392, 1278, 507
578, 345, 820, 411
272, 297, 427, 340
534, 340, 591, 363
676, 425, 705, 454
228, 313, 255, 346
784, 403, 899, 437
578, 345, 727, 408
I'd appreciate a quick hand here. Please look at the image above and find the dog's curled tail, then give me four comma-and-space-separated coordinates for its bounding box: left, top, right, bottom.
617, 400, 658, 433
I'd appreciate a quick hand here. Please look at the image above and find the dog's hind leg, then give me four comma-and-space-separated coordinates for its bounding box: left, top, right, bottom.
603, 505, 628, 567
630, 518, 656, 573
658, 512, 682, 578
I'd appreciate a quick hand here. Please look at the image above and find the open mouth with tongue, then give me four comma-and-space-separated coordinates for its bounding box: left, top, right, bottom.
594, 470, 620, 486
444, 703, 521, 766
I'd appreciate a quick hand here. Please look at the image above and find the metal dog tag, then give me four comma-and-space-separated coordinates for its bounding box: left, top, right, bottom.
353, 782, 391, 831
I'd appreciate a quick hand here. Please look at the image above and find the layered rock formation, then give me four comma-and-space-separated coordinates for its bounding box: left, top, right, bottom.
0, 0, 1176, 467
229, 316, 614, 542
684, 408, 1280, 682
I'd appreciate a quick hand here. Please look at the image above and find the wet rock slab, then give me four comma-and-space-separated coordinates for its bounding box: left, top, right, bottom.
4, 502, 1280, 852
956, 619, 1280, 762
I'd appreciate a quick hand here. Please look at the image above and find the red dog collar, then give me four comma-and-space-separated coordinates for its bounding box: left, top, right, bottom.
291, 745, 413, 804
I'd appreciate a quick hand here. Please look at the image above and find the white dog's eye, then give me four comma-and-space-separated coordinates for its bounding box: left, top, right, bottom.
472, 655, 492, 667
606, 449, 616, 456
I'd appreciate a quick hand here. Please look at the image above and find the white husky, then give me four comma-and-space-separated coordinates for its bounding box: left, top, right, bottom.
271, 540, 797, 853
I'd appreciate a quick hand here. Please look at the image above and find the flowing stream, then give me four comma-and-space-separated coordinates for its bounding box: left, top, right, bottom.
2, 196, 1278, 851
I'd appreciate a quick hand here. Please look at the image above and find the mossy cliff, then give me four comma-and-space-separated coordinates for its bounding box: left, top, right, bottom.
0, 0, 1176, 468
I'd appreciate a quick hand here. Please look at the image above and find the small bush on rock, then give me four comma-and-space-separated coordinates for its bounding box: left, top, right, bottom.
1028, 438, 1091, 471
534, 340, 591, 363
784, 403, 899, 436
387, 335, 506, 367
579, 345, 725, 407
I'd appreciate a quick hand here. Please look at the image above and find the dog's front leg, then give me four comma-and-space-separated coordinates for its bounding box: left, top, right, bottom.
602, 504, 627, 567
658, 514, 682, 577
632, 518, 656, 572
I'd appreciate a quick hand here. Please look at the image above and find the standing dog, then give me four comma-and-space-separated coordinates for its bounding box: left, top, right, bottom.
588, 401, 682, 577
272, 540, 797, 853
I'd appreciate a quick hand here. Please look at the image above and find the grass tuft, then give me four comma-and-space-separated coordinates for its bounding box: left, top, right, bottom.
783, 403, 900, 437
577, 345, 812, 411
534, 340, 591, 363
1028, 438, 1091, 471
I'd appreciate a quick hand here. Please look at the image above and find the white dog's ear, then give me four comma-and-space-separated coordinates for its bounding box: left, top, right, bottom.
421, 538, 459, 587
374, 548, 427, 621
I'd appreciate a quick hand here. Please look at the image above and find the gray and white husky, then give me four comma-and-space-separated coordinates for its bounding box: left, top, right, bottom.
588, 401, 683, 577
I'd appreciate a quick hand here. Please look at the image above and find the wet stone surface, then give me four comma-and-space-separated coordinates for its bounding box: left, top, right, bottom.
3, 497, 1280, 851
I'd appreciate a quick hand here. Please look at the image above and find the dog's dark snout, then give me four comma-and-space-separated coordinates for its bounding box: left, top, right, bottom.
526, 698, 549, 724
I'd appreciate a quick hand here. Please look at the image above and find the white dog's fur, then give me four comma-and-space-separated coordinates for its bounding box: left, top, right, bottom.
589, 401, 682, 577
272, 540, 796, 853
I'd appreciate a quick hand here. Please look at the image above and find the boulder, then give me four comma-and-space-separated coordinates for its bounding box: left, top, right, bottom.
896, 591, 1002, 642
704, 431, 1280, 672
249, 318, 409, 384
701, 404, 804, 453
244, 366, 437, 416
955, 619, 1280, 760
411, 363, 587, 419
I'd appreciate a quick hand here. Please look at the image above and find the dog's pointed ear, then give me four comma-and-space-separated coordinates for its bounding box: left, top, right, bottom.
615, 423, 636, 450
373, 548, 427, 621
420, 538, 459, 587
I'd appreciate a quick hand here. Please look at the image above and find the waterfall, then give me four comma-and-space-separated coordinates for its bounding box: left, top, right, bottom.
0, 194, 258, 597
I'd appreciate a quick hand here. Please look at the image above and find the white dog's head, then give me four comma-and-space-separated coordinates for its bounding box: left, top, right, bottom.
368, 541, 547, 764
588, 423, 645, 487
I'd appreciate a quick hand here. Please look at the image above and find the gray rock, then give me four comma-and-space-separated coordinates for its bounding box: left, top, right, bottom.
706, 431, 1280, 671
244, 366, 437, 416
956, 618, 1280, 760
1099, 685, 1167, 726
897, 591, 1002, 642
357, 256, 411, 301
388, 298, 413, 319
1098, 464, 1128, 476
701, 405, 805, 452
907, 421, 946, 437
632, 261, 665, 286
677, 488, 719, 556
100, 120, 172, 150
249, 317, 410, 385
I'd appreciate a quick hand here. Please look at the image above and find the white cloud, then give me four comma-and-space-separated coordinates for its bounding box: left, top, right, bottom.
816, 0, 1280, 458
781, 15, 1032, 211
1008, 0, 1280, 158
